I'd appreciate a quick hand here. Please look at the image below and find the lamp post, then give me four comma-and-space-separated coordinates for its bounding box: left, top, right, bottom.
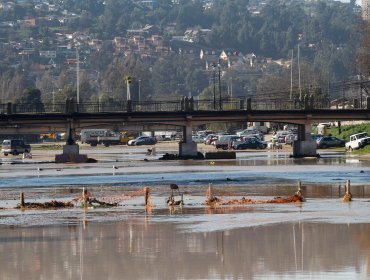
212, 63, 216, 110
76, 47, 80, 104
68, 44, 80, 104
138, 79, 141, 103
126, 76, 132, 100
52, 88, 55, 112
218, 60, 222, 110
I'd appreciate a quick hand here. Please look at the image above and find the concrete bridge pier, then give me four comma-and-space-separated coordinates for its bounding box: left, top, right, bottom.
55, 98, 88, 163
55, 123, 88, 163
179, 122, 198, 157
292, 123, 317, 158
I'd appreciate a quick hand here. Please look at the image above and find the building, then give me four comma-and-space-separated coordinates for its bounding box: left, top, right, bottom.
362, 0, 370, 20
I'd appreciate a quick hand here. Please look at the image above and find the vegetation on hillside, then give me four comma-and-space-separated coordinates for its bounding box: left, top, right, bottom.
0, 0, 367, 103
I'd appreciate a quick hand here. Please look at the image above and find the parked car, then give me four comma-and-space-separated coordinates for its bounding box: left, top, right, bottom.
135, 137, 156, 145
215, 135, 241, 150
316, 136, 345, 149
192, 135, 204, 143
345, 132, 370, 151
272, 130, 291, 143
285, 134, 297, 145
128, 136, 156, 146
204, 134, 218, 145
232, 138, 267, 150
2, 139, 31, 156
236, 128, 264, 140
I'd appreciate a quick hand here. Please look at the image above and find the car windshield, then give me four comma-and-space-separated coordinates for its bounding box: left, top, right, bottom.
357, 133, 368, 138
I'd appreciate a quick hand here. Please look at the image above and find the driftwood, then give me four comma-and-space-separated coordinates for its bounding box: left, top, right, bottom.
16, 200, 74, 209
73, 188, 118, 208
206, 192, 305, 206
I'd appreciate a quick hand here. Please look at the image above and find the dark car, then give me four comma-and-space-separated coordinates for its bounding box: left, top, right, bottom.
316, 136, 345, 149
232, 138, 266, 150
133, 137, 157, 146
2, 139, 31, 156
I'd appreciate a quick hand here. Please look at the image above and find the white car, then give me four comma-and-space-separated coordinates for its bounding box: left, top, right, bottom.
192, 135, 204, 143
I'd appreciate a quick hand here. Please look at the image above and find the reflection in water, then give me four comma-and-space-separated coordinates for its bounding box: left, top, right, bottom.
0, 221, 369, 279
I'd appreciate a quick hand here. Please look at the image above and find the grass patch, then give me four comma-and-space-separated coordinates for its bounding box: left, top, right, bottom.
324, 123, 370, 141
351, 145, 370, 155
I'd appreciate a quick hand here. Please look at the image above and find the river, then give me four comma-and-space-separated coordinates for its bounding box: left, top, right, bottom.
0, 145, 370, 279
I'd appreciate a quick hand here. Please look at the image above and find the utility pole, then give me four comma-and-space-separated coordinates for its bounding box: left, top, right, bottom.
298, 44, 302, 100
76, 47, 80, 104
126, 76, 132, 100
290, 49, 293, 100
213, 63, 216, 110
218, 60, 222, 110
138, 79, 141, 103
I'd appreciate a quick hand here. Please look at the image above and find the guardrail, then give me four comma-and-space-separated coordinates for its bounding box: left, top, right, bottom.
0, 96, 365, 115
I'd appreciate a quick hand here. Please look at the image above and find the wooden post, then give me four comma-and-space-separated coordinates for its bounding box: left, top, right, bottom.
82, 187, 87, 207
144, 187, 150, 207
207, 183, 213, 200
343, 180, 352, 202
20, 192, 25, 207
346, 180, 350, 194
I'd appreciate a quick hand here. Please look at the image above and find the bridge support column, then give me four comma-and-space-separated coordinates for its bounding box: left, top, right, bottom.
292, 123, 317, 158
179, 122, 198, 157
55, 122, 88, 163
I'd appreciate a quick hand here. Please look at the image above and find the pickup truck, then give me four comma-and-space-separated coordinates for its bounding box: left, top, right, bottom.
345, 132, 370, 151
2, 139, 31, 156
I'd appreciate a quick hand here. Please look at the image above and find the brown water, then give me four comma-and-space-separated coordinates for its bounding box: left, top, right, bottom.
0, 220, 369, 280
1, 147, 370, 279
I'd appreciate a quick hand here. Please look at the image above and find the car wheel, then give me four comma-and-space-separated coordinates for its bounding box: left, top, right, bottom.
4, 153, 8, 156
104, 143, 110, 147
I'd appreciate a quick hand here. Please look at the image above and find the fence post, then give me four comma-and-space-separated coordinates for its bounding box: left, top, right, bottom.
366, 97, 370, 110
239, 99, 245, 110
6, 102, 12, 114
180, 97, 185, 111
353, 98, 359, 109
246, 98, 252, 111
189, 97, 194, 111
127, 100, 132, 112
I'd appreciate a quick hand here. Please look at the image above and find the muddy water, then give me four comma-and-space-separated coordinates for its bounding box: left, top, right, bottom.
1, 148, 370, 279
0, 220, 369, 280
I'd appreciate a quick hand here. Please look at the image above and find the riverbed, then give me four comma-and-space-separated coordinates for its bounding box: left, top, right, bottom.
1, 143, 370, 279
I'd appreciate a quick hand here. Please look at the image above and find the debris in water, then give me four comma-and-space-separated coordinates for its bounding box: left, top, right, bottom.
343, 180, 352, 202
16, 200, 74, 209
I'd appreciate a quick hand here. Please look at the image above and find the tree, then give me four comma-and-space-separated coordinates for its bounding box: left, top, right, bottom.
356, 22, 370, 77
17, 88, 44, 111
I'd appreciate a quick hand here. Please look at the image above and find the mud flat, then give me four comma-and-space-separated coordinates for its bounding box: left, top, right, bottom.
1, 143, 370, 279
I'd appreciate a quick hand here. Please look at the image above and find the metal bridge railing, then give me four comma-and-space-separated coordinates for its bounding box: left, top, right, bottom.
0, 96, 348, 115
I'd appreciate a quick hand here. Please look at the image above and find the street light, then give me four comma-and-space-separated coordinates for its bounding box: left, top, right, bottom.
52, 88, 55, 112
76, 47, 80, 104
212, 62, 216, 110
67, 44, 80, 104
125, 76, 132, 101
138, 79, 141, 103
218, 60, 222, 110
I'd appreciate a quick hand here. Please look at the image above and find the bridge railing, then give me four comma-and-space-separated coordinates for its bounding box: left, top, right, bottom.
251, 97, 331, 110
78, 101, 127, 113
0, 96, 338, 114
194, 99, 242, 111
131, 100, 182, 112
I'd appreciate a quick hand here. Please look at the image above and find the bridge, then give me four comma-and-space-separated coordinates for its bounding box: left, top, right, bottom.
1, 96, 370, 161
